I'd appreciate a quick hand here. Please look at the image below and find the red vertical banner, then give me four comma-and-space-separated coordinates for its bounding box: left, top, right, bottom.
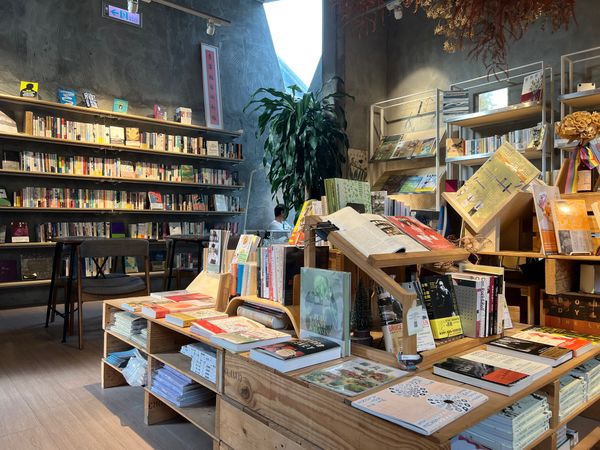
201, 43, 223, 129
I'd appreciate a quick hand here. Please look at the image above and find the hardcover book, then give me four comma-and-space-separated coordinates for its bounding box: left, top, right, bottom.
165, 309, 227, 327
57, 89, 77, 106
141, 301, 208, 319
19, 81, 38, 98
420, 275, 463, 339
125, 127, 141, 147
351, 376, 488, 436
512, 329, 593, 357
209, 327, 291, 352
391, 140, 420, 159
413, 137, 436, 158
300, 357, 406, 396
551, 199, 593, 255
190, 316, 264, 338
487, 336, 573, 367
148, 192, 164, 210
520, 70, 544, 103
300, 267, 351, 356
249, 337, 341, 373
10, 222, 29, 243
531, 184, 560, 255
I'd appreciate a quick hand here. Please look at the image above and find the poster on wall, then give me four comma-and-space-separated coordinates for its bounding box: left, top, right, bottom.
347, 148, 368, 181
201, 43, 223, 130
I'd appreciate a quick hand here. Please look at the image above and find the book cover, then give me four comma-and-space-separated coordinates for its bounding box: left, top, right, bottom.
371, 191, 387, 215
387, 216, 455, 250
165, 309, 227, 327
253, 337, 339, 361
379, 174, 406, 194
113, 98, 129, 113
399, 175, 423, 193
148, 192, 164, 210
487, 336, 572, 366
57, 89, 76, 105
125, 127, 141, 147
391, 140, 420, 159
531, 184, 560, 255
109, 126, 125, 145
351, 376, 488, 436
288, 200, 316, 246
512, 329, 593, 357
372, 135, 402, 161
111, 222, 126, 238
446, 138, 465, 158
434, 356, 529, 388
10, 222, 29, 243
326, 178, 372, 214
520, 71, 544, 103
300, 357, 407, 396
420, 275, 463, 339
141, 301, 203, 319
191, 316, 264, 337
19, 81, 38, 98
212, 327, 289, 345
153, 104, 168, 120
460, 349, 552, 379
164, 293, 212, 303
300, 267, 351, 356
413, 137, 437, 158
551, 199, 593, 255
206, 229, 226, 273
232, 234, 260, 264
415, 173, 437, 192
83, 92, 98, 108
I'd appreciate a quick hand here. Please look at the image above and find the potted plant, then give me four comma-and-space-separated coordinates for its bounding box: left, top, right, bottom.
245, 79, 353, 217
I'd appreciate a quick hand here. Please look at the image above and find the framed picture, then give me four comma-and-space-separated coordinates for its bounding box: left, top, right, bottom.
201, 43, 223, 129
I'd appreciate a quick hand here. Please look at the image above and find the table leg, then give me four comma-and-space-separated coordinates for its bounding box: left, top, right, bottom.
45, 242, 63, 328
197, 241, 203, 275
62, 245, 76, 343
166, 240, 177, 291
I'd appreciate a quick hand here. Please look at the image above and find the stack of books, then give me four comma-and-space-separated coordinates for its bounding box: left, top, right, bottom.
571, 356, 600, 401
151, 365, 214, 407
105, 348, 137, 368
108, 311, 147, 345
459, 393, 551, 449
131, 327, 148, 348
558, 374, 586, 421
180, 343, 218, 383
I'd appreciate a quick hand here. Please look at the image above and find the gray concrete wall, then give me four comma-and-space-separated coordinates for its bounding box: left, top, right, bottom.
0, 0, 283, 307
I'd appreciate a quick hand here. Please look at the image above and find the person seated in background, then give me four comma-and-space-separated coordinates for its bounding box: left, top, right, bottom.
269, 204, 292, 231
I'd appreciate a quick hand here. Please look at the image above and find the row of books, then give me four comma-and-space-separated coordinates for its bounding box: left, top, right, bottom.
446, 124, 544, 158
180, 342, 218, 384
371, 136, 436, 161
371, 191, 412, 216
108, 311, 148, 348
23, 111, 243, 159
457, 392, 551, 449
13, 187, 241, 212
6, 151, 239, 185
150, 365, 215, 407
375, 172, 437, 195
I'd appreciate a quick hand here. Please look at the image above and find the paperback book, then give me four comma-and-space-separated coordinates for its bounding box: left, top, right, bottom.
551, 199, 593, 255
190, 315, 264, 338
299, 357, 407, 396
531, 184, 560, 255
420, 275, 463, 339
351, 376, 488, 436
209, 327, 292, 352
165, 309, 227, 327
249, 337, 341, 373
487, 336, 572, 367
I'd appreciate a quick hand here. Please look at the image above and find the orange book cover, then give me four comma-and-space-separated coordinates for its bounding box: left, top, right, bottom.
551, 199, 593, 255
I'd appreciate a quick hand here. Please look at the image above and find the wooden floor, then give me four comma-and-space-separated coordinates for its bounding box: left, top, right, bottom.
0, 303, 213, 449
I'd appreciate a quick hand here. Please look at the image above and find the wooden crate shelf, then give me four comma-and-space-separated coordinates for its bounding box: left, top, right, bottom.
152, 351, 219, 393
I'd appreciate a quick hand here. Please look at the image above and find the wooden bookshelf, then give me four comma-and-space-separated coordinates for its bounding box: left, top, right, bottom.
0, 207, 242, 215
558, 88, 600, 109
0, 131, 244, 163
225, 295, 301, 337
445, 147, 544, 166
444, 101, 543, 128
0, 169, 243, 190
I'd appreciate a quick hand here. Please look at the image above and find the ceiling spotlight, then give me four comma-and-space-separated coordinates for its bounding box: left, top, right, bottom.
385, 0, 403, 20
393, 6, 403, 20
127, 0, 139, 13
206, 19, 216, 36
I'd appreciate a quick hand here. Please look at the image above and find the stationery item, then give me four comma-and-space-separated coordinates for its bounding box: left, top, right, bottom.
250, 337, 341, 372
351, 376, 488, 436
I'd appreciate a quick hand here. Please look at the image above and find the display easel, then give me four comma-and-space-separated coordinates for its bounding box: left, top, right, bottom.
303, 215, 469, 356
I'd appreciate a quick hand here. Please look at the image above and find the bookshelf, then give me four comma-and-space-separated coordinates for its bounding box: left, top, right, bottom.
444, 61, 554, 182
0, 94, 245, 288
559, 46, 600, 118
369, 89, 445, 212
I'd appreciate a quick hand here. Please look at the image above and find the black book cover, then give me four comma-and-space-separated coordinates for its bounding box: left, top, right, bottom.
420, 275, 460, 320
489, 336, 572, 360
254, 337, 339, 361
434, 357, 529, 387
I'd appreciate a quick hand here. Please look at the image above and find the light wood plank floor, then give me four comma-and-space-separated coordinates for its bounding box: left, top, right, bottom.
0, 303, 213, 449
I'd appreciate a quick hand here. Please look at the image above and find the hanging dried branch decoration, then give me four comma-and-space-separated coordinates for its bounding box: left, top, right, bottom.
330, 0, 577, 71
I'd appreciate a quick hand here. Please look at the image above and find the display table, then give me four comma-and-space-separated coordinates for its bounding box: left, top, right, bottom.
102, 299, 600, 450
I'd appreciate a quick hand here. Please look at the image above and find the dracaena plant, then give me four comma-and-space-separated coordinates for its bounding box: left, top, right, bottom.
245, 78, 353, 217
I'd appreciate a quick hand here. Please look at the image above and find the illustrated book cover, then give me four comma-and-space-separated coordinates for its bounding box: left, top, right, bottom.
420, 275, 463, 339
551, 199, 593, 255
531, 184, 560, 255
249, 337, 341, 372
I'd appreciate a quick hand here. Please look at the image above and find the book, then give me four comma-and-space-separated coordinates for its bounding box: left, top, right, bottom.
531, 184, 560, 255
452, 143, 539, 231
520, 70, 544, 103
148, 192, 164, 210
325, 208, 427, 257
57, 89, 76, 105
109, 126, 125, 145
210, 327, 292, 352
10, 222, 29, 243
232, 234, 261, 264
386, 216, 454, 250
391, 140, 419, 159
415, 173, 437, 192
125, 127, 141, 147
113, 98, 129, 113
399, 175, 423, 193
175, 107, 192, 124
120, 297, 171, 312
413, 137, 436, 158
351, 376, 488, 436
83, 92, 98, 108
154, 292, 213, 303
487, 336, 573, 367
420, 275, 463, 339
446, 138, 465, 158
324, 178, 372, 214
433, 350, 551, 396
0, 111, 17, 133
551, 199, 593, 255
19, 81, 38, 98
153, 104, 168, 120
206, 141, 219, 156
250, 337, 341, 372
165, 309, 227, 327
300, 267, 351, 356
372, 135, 402, 161
237, 304, 289, 329
190, 315, 264, 337
300, 357, 407, 396
141, 301, 207, 319
289, 199, 318, 246
206, 229, 230, 273
511, 329, 593, 357
450, 273, 486, 338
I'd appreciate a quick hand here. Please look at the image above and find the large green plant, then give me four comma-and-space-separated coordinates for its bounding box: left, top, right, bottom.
245, 79, 353, 216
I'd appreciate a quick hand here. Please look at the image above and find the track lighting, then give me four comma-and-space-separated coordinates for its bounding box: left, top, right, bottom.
206, 19, 216, 36
127, 0, 139, 13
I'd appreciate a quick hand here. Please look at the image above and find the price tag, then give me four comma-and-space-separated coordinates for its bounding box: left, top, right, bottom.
406, 301, 424, 336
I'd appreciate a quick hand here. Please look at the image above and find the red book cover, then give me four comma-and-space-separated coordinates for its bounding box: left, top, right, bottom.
387, 216, 454, 250
165, 293, 211, 302
482, 368, 528, 385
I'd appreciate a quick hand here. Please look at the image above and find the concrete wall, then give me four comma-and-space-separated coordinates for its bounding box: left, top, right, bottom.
0, 0, 283, 307
338, 0, 600, 149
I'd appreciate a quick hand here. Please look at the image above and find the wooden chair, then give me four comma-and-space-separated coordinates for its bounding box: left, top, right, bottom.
76, 239, 150, 349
